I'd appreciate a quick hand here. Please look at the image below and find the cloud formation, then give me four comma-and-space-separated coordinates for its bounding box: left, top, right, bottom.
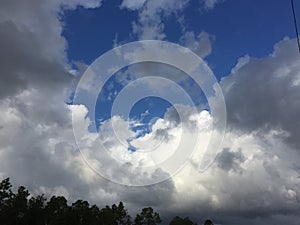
0, 1, 299, 225
202, 0, 224, 10
0, 0, 103, 98
180, 31, 214, 58
221, 37, 300, 149
120, 0, 215, 58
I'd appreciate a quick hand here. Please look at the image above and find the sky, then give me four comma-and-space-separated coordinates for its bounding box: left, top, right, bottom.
1, 0, 300, 225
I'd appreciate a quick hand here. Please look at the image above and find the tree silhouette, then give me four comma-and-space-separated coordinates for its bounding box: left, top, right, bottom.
134, 207, 161, 225
112, 202, 132, 225
45, 196, 70, 225
69, 200, 92, 225
169, 216, 197, 225
26, 194, 46, 225
0, 177, 214, 225
99, 205, 117, 225
0, 178, 14, 225
204, 219, 213, 225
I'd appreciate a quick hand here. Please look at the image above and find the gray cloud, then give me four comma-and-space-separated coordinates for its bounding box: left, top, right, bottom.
0, 0, 106, 205
0, 21, 70, 98
221, 37, 300, 149
0, 0, 103, 99
180, 31, 214, 58
0, 1, 300, 225
216, 148, 245, 172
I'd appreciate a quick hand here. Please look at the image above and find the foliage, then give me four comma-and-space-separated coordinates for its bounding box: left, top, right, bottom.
204, 219, 213, 225
169, 216, 197, 225
134, 207, 161, 225
0, 178, 213, 225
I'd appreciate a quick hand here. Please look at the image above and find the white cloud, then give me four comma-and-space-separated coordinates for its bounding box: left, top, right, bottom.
70, 37, 300, 224
121, 0, 147, 10
180, 31, 215, 58
202, 0, 224, 10
69, 93, 300, 222
124, 0, 190, 40
0, 0, 300, 224
120, 0, 224, 41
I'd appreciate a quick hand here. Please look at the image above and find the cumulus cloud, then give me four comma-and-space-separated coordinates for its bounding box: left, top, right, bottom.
121, 0, 147, 10
87, 36, 300, 224
70, 90, 300, 224
1, 0, 300, 224
180, 31, 214, 58
122, 0, 224, 41
123, 0, 189, 40
0, 0, 103, 99
164, 127, 300, 225
0, 0, 177, 209
216, 148, 245, 172
220, 37, 300, 149
0, 0, 105, 204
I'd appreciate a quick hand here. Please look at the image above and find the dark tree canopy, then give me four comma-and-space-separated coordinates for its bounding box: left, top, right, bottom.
134, 207, 161, 225
204, 219, 213, 225
0, 178, 213, 225
169, 216, 197, 225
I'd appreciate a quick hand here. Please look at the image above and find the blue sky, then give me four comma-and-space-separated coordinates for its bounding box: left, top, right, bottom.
63, 0, 297, 78
63, 0, 299, 147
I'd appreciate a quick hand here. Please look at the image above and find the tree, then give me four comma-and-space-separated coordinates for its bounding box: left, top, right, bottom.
25, 194, 46, 225
0, 178, 15, 225
69, 200, 91, 225
0, 178, 45, 225
0, 178, 13, 205
99, 205, 116, 225
169, 216, 197, 225
45, 196, 70, 225
98, 202, 132, 225
89, 204, 101, 225
134, 207, 161, 225
8, 186, 30, 225
204, 219, 213, 225
0, 177, 215, 225
111, 202, 132, 225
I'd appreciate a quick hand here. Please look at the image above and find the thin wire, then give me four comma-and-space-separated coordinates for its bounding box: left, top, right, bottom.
291, 0, 300, 53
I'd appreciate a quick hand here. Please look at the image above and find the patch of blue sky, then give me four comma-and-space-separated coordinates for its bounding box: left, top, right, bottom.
63, 0, 296, 80
94, 63, 209, 135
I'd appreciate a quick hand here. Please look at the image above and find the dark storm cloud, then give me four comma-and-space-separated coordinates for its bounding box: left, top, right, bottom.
0, 0, 105, 203
216, 148, 245, 172
220, 38, 300, 149
0, 21, 71, 98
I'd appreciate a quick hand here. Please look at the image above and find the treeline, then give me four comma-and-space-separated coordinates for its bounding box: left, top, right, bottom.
0, 178, 213, 225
